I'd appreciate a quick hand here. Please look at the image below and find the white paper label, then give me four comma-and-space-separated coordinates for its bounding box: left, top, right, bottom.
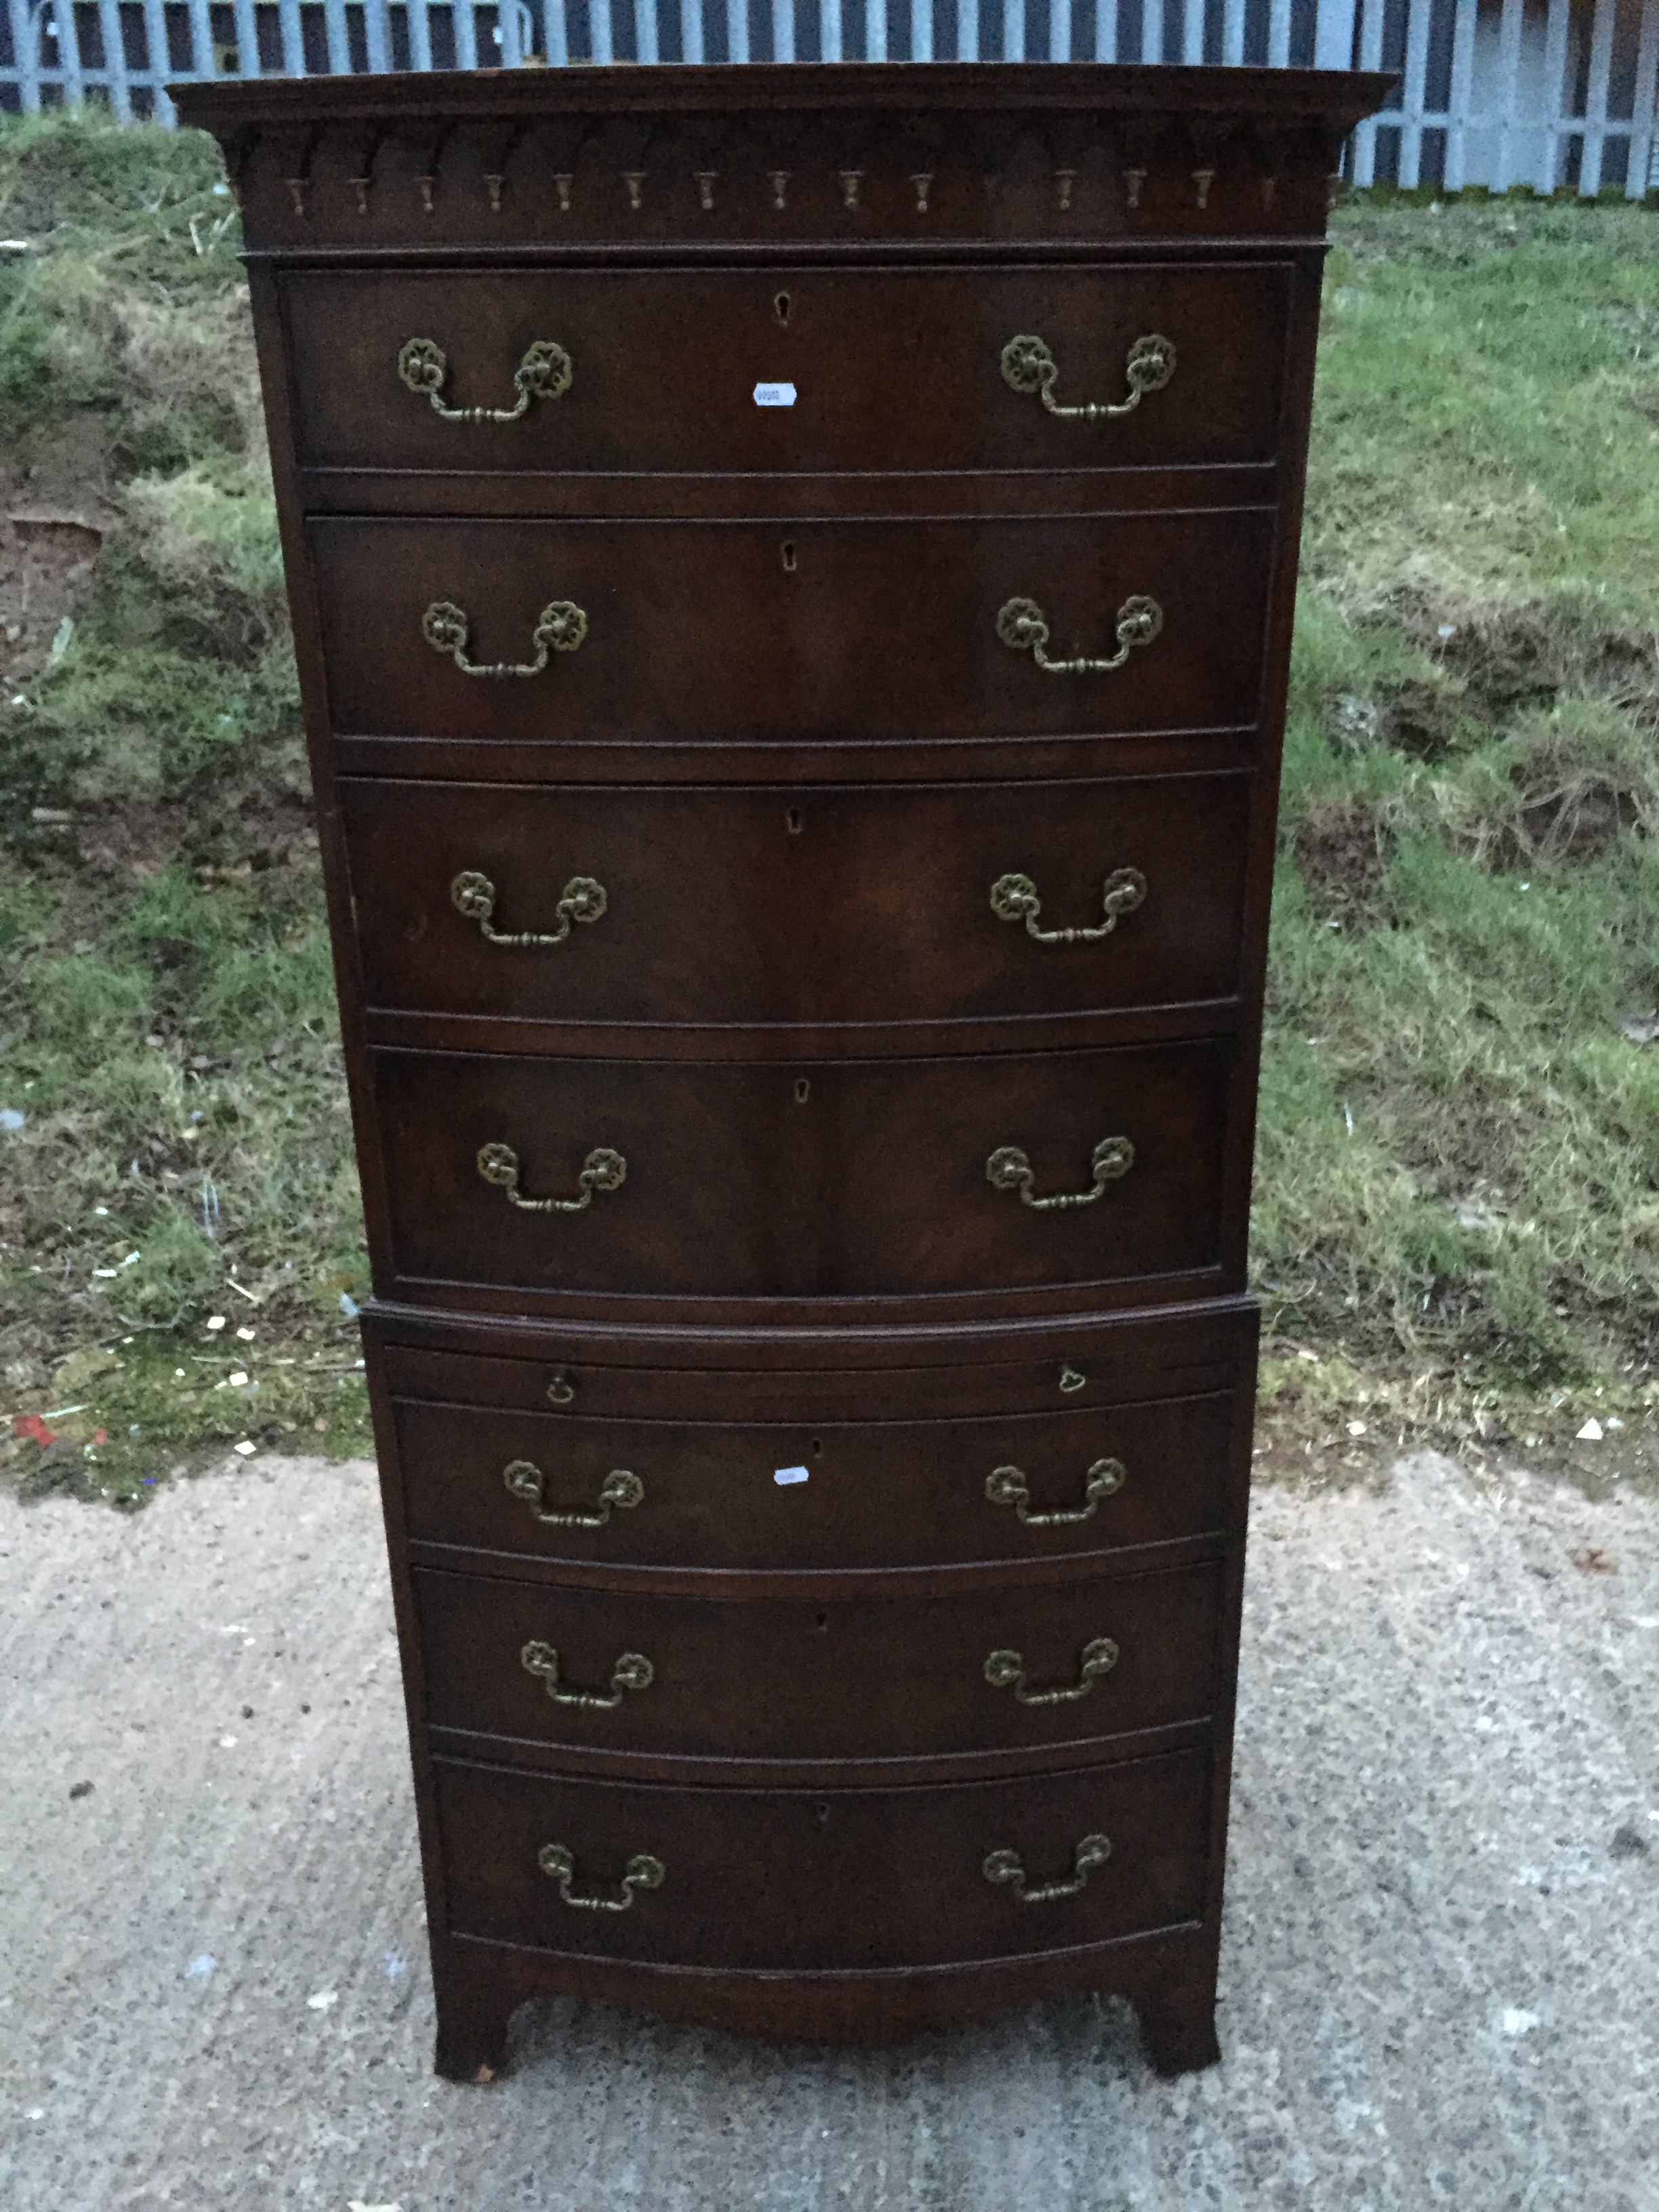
773, 1464, 810, 1486
754, 382, 797, 407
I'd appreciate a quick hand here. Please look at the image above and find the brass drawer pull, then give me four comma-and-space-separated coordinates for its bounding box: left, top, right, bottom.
985, 1456, 1126, 1526
537, 1841, 665, 1912
502, 1459, 643, 1527
985, 1136, 1134, 1210
521, 1638, 654, 1709
1000, 331, 1175, 419
398, 335, 573, 422
996, 594, 1162, 676
476, 1141, 626, 1213
983, 1635, 1120, 1704
990, 866, 1146, 943
983, 1831, 1112, 1904
422, 597, 588, 679
451, 869, 608, 947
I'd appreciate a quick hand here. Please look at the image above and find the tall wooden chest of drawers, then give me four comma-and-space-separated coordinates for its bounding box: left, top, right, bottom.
177, 58, 1387, 2083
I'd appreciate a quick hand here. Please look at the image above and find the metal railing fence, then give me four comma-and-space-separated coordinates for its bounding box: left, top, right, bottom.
1, 0, 1654, 198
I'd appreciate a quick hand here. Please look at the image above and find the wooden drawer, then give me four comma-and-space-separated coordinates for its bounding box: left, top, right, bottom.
392, 1390, 1240, 1572
340, 771, 1253, 1031
282, 263, 1292, 478
434, 1748, 1210, 1969
369, 1294, 1257, 1418
369, 1038, 1234, 1303
415, 1557, 1223, 1763
309, 510, 1274, 746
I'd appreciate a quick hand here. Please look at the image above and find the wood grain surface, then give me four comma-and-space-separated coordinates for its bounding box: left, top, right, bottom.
392, 1387, 1242, 1574
432, 1747, 1213, 1970
281, 261, 1291, 477
310, 510, 1275, 746
367, 1038, 1235, 1302
341, 770, 1254, 1033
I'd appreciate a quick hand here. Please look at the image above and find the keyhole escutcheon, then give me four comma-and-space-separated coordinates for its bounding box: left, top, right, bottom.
785, 806, 804, 836
781, 539, 797, 573
794, 1076, 811, 1105
774, 290, 792, 326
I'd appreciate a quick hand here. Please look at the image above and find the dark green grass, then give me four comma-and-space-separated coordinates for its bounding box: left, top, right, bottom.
0, 111, 367, 1496
1261, 193, 1659, 1386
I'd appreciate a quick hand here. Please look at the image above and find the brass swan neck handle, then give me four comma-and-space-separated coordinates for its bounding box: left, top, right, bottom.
537, 1842, 665, 1912
398, 336, 573, 422
451, 869, 608, 947
983, 1832, 1113, 1904
985, 1457, 1126, 1527
1000, 332, 1176, 419
990, 866, 1147, 943
521, 1639, 654, 1711
985, 1136, 1134, 1210
502, 1460, 644, 1528
423, 597, 588, 678
983, 1635, 1120, 1705
476, 1141, 626, 1213
996, 594, 1162, 676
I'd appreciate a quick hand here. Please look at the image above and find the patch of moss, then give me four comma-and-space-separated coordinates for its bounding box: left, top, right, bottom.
3, 1328, 375, 1508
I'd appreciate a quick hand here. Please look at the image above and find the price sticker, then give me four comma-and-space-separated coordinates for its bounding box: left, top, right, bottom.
754, 382, 798, 407
773, 1464, 810, 1486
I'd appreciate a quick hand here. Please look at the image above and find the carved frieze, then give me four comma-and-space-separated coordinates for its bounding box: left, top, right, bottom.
173, 70, 1377, 251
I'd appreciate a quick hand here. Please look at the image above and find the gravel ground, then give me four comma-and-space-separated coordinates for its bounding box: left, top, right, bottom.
0, 1447, 1654, 2212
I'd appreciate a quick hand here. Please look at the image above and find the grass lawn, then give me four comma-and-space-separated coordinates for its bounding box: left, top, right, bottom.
1260, 192, 1659, 1482
1, 113, 1656, 1502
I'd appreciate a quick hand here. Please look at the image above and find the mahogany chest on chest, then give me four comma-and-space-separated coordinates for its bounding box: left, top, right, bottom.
177, 58, 1386, 2082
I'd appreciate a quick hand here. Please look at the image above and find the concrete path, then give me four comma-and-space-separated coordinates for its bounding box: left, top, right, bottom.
1, 1449, 1654, 2212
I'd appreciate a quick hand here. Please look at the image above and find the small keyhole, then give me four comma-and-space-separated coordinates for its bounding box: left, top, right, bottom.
815, 1612, 829, 1633
811, 1438, 822, 1455
785, 806, 804, 836
774, 289, 791, 326
815, 1801, 830, 1825
781, 539, 796, 573
794, 1076, 811, 1105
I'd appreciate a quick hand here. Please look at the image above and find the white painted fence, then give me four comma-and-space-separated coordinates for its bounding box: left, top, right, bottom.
1, 0, 1655, 197
1349, 0, 1659, 192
